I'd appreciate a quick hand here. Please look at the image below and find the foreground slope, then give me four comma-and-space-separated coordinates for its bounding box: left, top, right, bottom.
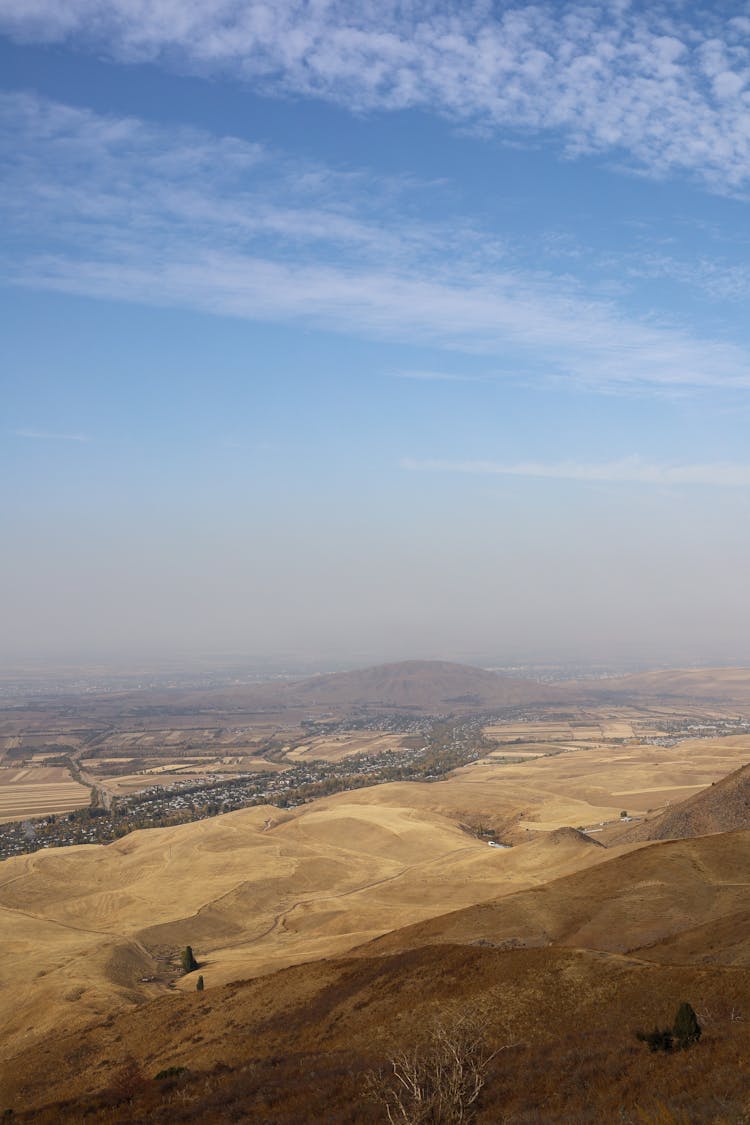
9, 943, 750, 1121
6, 832, 750, 1119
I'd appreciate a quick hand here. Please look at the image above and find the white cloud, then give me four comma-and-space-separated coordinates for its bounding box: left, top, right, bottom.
3, 91, 750, 392
1, 2, 750, 194
401, 456, 750, 487
618, 252, 750, 303
16, 248, 750, 391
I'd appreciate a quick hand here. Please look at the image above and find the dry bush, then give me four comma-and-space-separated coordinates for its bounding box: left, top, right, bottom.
365, 1006, 511, 1124
107, 1054, 148, 1104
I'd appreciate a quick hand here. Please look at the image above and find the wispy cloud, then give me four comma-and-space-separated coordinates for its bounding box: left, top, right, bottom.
17, 249, 750, 392
1, 3, 750, 195
3, 92, 750, 393
621, 253, 750, 303
15, 428, 89, 442
401, 456, 750, 488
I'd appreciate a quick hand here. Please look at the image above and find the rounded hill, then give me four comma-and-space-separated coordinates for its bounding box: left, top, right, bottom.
282, 660, 561, 712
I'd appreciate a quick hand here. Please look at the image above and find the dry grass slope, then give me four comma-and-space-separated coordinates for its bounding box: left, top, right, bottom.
6, 666, 750, 1121
615, 760, 750, 843
0, 792, 625, 1072
363, 829, 750, 965
7, 934, 750, 1121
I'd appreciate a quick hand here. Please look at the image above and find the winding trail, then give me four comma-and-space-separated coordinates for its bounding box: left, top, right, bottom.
219, 840, 483, 951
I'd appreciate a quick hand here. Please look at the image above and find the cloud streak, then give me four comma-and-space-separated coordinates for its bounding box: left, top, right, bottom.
401, 456, 750, 488
3, 92, 750, 392
2, 2, 750, 195
16, 248, 750, 392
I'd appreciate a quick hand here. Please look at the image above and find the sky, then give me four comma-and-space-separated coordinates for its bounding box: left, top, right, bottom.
2, 1, 750, 670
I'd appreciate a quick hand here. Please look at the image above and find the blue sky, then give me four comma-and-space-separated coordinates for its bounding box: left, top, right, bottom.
2, 1, 750, 668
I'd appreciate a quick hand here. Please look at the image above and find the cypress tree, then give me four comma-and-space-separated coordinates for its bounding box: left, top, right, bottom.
196, 975, 204, 991
181, 945, 198, 974
673, 1002, 701, 1048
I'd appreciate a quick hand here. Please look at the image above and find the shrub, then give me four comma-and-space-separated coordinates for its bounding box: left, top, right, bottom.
109, 1056, 147, 1102
154, 1066, 188, 1081
636, 1027, 674, 1053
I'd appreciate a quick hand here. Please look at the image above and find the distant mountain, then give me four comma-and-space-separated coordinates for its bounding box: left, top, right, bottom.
280, 659, 562, 712
92, 658, 561, 717
573, 667, 750, 707
615, 760, 750, 844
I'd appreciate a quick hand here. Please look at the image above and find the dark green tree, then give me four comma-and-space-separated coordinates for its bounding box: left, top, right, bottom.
181, 945, 198, 974
673, 1002, 701, 1048
196, 975, 204, 991
636, 1001, 702, 1054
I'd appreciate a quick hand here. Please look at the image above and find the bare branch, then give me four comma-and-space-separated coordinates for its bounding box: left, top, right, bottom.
364, 1006, 518, 1124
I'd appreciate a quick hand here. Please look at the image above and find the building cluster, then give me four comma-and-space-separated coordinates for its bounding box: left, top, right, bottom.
0, 712, 498, 860
642, 717, 750, 747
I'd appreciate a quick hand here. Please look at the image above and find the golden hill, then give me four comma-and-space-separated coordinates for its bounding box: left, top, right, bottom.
6, 694, 750, 1122
0, 789, 622, 1069
6, 727, 750, 1078
615, 759, 750, 843
6, 831, 750, 1120
364, 828, 750, 964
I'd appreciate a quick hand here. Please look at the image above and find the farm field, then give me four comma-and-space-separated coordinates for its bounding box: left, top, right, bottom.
98, 761, 283, 796
484, 720, 610, 742
475, 733, 750, 833
483, 715, 651, 744
0, 766, 90, 822
81, 751, 288, 800
283, 730, 412, 762
325, 729, 750, 838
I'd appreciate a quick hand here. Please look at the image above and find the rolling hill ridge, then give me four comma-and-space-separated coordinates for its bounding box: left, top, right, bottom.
615, 759, 750, 843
